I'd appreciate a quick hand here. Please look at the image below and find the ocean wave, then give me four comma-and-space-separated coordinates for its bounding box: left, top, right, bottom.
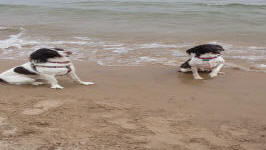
257, 64, 266, 68
103, 47, 133, 54
1, 31, 266, 72
73, 36, 91, 41
0, 27, 25, 49
138, 43, 178, 49
195, 2, 266, 8
228, 55, 266, 61
0, 4, 33, 8
0, 26, 8, 30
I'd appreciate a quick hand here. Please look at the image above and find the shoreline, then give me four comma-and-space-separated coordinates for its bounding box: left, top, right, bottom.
1, 26, 266, 71
0, 60, 266, 149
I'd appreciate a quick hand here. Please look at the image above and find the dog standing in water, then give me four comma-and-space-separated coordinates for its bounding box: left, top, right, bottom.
0, 48, 94, 89
179, 44, 225, 79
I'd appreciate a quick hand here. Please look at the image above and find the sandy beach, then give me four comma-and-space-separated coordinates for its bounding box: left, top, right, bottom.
0, 60, 266, 150
1, 0, 266, 149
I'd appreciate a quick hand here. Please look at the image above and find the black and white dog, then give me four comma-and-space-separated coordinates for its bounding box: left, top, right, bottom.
0, 48, 94, 89
179, 44, 225, 79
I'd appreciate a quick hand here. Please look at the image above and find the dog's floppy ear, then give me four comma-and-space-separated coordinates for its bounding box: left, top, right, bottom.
206, 44, 225, 54
215, 45, 225, 52
186, 45, 202, 56
30, 48, 62, 63
186, 47, 195, 55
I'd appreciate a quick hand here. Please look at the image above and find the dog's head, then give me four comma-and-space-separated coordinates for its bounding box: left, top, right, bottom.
186, 44, 224, 56
29, 48, 72, 63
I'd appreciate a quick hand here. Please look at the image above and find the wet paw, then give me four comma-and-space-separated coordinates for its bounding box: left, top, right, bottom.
80, 82, 95, 85
209, 73, 218, 78
51, 85, 64, 89
194, 76, 203, 80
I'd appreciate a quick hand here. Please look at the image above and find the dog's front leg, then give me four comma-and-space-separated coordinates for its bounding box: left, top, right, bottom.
69, 71, 94, 86
210, 64, 224, 78
191, 67, 203, 80
40, 74, 63, 89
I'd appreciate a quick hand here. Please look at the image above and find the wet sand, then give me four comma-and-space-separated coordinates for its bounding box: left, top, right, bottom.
0, 60, 266, 150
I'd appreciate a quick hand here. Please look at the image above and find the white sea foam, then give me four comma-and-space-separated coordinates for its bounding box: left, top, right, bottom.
104, 47, 133, 54
103, 44, 124, 47
138, 43, 178, 49
171, 50, 186, 57
1, 32, 266, 72
0, 26, 8, 30
0, 28, 25, 49
228, 55, 265, 61
138, 56, 160, 62
73, 36, 91, 41
256, 64, 266, 68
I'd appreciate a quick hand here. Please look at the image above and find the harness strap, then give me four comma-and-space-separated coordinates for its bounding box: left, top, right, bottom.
30, 63, 72, 75
33, 65, 70, 68
196, 55, 221, 61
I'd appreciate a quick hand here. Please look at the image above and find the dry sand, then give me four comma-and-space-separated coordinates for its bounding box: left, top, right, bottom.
0, 60, 266, 150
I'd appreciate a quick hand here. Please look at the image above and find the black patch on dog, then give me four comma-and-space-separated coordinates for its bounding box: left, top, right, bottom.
180, 59, 191, 69
14, 66, 37, 75
186, 44, 224, 57
0, 78, 7, 83
29, 48, 62, 63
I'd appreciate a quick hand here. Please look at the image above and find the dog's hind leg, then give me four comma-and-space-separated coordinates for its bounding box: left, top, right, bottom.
40, 74, 63, 89
210, 64, 224, 78
191, 67, 203, 80
2, 76, 35, 85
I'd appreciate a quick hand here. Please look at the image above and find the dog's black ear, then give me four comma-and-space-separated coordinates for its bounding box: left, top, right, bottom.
30, 48, 62, 63
180, 59, 191, 69
186, 45, 201, 56
207, 44, 225, 54
215, 45, 225, 52
186, 47, 194, 55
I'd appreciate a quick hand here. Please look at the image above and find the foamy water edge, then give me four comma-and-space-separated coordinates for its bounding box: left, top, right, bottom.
0, 26, 266, 72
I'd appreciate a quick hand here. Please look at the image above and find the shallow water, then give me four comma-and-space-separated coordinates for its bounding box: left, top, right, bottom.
0, 0, 266, 70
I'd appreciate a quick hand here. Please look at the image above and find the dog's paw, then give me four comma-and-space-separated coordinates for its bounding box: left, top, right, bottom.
32, 82, 44, 86
209, 73, 218, 78
51, 85, 64, 89
80, 82, 95, 85
194, 77, 203, 80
